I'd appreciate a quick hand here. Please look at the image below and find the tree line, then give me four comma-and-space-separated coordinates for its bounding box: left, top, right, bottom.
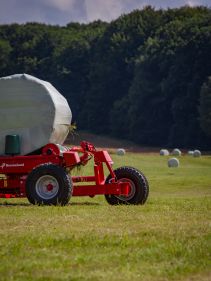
0, 6, 211, 149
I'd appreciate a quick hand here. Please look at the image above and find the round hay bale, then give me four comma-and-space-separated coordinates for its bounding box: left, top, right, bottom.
187, 150, 194, 156
168, 158, 179, 168
160, 149, 169, 156
0, 74, 72, 155
172, 148, 182, 156
193, 150, 201, 157
116, 148, 126, 156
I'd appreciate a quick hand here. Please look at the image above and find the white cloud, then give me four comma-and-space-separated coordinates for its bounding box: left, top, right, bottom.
84, 0, 124, 22
84, 0, 151, 22
185, 0, 201, 6
0, 0, 210, 25
83, 0, 211, 22
42, 0, 76, 12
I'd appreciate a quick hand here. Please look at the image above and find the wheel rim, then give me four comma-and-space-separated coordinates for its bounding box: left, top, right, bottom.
116, 178, 136, 201
35, 175, 59, 200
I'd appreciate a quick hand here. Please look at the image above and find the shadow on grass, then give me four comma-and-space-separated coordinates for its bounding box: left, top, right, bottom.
0, 202, 31, 207
0, 201, 100, 207
69, 201, 100, 206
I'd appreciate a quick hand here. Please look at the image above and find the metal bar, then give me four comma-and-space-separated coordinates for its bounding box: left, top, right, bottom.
72, 182, 130, 197
94, 163, 105, 185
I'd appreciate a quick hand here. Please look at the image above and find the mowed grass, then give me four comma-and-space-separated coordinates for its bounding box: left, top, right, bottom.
0, 153, 210, 281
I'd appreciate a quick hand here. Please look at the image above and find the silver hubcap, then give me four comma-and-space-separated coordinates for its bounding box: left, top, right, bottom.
35, 175, 59, 200
116, 178, 136, 201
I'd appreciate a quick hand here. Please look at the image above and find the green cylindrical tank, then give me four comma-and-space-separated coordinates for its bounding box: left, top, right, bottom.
5, 135, 20, 155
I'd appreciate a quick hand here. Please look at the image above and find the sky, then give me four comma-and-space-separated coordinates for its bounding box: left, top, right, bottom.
0, 0, 210, 26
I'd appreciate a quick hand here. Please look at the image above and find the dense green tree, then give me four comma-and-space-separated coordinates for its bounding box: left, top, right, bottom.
0, 39, 12, 74
127, 8, 211, 147
199, 77, 211, 137
0, 6, 210, 148
82, 7, 162, 134
52, 39, 90, 124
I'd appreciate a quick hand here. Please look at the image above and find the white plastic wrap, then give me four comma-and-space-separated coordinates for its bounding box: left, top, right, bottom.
0, 74, 72, 155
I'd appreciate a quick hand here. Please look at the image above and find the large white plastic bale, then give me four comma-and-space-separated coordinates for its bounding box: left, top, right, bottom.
0, 74, 72, 155
160, 149, 169, 156
193, 150, 201, 157
172, 148, 182, 156
168, 158, 179, 168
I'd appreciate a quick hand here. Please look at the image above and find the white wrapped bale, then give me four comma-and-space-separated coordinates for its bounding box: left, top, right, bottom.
0, 74, 72, 155
172, 148, 182, 156
160, 149, 169, 156
168, 158, 179, 167
187, 150, 194, 156
193, 150, 201, 157
116, 148, 126, 156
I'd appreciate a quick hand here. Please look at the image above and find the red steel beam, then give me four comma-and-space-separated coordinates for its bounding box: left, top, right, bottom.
72, 182, 130, 197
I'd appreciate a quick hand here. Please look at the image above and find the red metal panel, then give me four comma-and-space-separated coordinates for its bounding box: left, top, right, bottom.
0, 155, 61, 174
63, 151, 81, 167
94, 151, 113, 164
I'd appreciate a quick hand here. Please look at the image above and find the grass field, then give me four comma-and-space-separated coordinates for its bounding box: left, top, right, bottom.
0, 152, 210, 281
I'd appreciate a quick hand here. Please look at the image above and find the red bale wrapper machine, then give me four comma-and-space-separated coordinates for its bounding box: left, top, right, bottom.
0, 74, 149, 205
0, 140, 149, 205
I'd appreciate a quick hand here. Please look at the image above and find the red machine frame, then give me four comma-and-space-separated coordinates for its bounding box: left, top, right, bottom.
0, 141, 130, 199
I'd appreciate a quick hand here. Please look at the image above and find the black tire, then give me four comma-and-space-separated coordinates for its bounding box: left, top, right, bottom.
26, 164, 72, 205
105, 166, 149, 205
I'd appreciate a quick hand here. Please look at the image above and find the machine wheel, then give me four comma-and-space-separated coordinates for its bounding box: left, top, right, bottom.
105, 166, 149, 205
26, 164, 72, 205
